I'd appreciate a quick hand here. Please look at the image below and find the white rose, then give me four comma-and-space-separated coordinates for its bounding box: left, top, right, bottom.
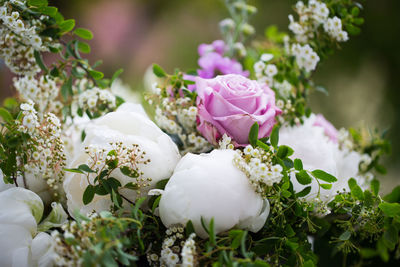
279, 115, 362, 201
0, 187, 56, 267
159, 149, 269, 238
64, 103, 181, 216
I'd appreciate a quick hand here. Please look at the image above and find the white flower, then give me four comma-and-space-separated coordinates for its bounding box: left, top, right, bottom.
260, 53, 273, 62
0, 187, 56, 267
265, 64, 278, 77
64, 103, 181, 216
159, 149, 269, 238
279, 114, 363, 202
274, 80, 293, 99
324, 16, 349, 42
22, 114, 37, 129
253, 61, 265, 73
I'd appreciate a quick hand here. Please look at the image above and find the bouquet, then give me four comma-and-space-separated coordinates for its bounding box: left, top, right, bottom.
0, 0, 398, 266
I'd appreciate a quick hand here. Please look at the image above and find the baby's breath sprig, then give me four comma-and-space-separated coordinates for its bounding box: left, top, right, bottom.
65, 142, 151, 209
250, 0, 366, 125
145, 65, 212, 154
0, 101, 66, 200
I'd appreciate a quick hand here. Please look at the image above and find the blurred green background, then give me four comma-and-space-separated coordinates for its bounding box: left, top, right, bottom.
0, 0, 399, 192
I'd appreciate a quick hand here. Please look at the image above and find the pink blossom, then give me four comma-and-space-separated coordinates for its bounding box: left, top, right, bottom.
196, 74, 281, 146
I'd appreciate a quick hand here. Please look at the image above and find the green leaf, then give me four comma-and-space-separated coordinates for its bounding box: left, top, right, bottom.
200, 217, 209, 235
383, 225, 398, 250
277, 145, 293, 159
285, 240, 299, 251
78, 164, 96, 173
0, 108, 13, 123
285, 225, 295, 237
111, 189, 122, 208
270, 125, 279, 148
63, 168, 84, 174
152, 64, 167, 77
28, 0, 48, 7
77, 41, 91, 54
311, 169, 337, 183
38, 6, 57, 17
353, 18, 364, 25
110, 68, 124, 86
320, 184, 332, 190
34, 50, 47, 72
371, 179, 380, 196
351, 6, 360, 16
229, 230, 244, 250
185, 220, 195, 237
151, 195, 161, 213
156, 179, 169, 189
49, 67, 59, 77
296, 170, 312, 185
296, 186, 311, 197
120, 166, 139, 178
3, 98, 18, 109
61, 77, 72, 100
348, 178, 364, 200
95, 184, 108, 195
248, 122, 259, 147
59, 19, 75, 34
74, 28, 93, 40
375, 164, 387, 174
294, 159, 303, 171
339, 230, 351, 241
379, 202, 400, 217
83, 185, 95, 205
383, 185, 400, 203
208, 218, 216, 245
360, 248, 378, 259
107, 177, 122, 191
303, 260, 315, 267
124, 182, 138, 190
256, 140, 270, 151
89, 70, 104, 80
345, 24, 361, 35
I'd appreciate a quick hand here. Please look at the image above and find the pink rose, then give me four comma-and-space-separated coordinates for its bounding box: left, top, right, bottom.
313, 114, 338, 143
196, 74, 281, 146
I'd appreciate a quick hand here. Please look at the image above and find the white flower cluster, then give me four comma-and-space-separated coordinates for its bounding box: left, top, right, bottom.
14, 75, 62, 113
337, 128, 354, 151
276, 99, 298, 124
218, 133, 234, 150
17, 101, 66, 201
77, 87, 116, 115
52, 213, 99, 266
19, 100, 39, 133
0, 0, 53, 75
288, 0, 348, 43
291, 43, 320, 72
323, 16, 349, 42
253, 54, 295, 99
85, 142, 150, 180
153, 226, 196, 267
234, 145, 283, 196
274, 80, 293, 99
149, 83, 212, 154
253, 53, 277, 86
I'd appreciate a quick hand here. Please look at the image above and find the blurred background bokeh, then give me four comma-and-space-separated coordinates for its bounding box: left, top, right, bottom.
1, 0, 399, 192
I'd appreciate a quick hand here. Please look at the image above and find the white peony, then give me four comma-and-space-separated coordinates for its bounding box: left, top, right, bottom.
64, 103, 181, 216
0, 187, 56, 267
279, 115, 362, 202
159, 149, 269, 238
